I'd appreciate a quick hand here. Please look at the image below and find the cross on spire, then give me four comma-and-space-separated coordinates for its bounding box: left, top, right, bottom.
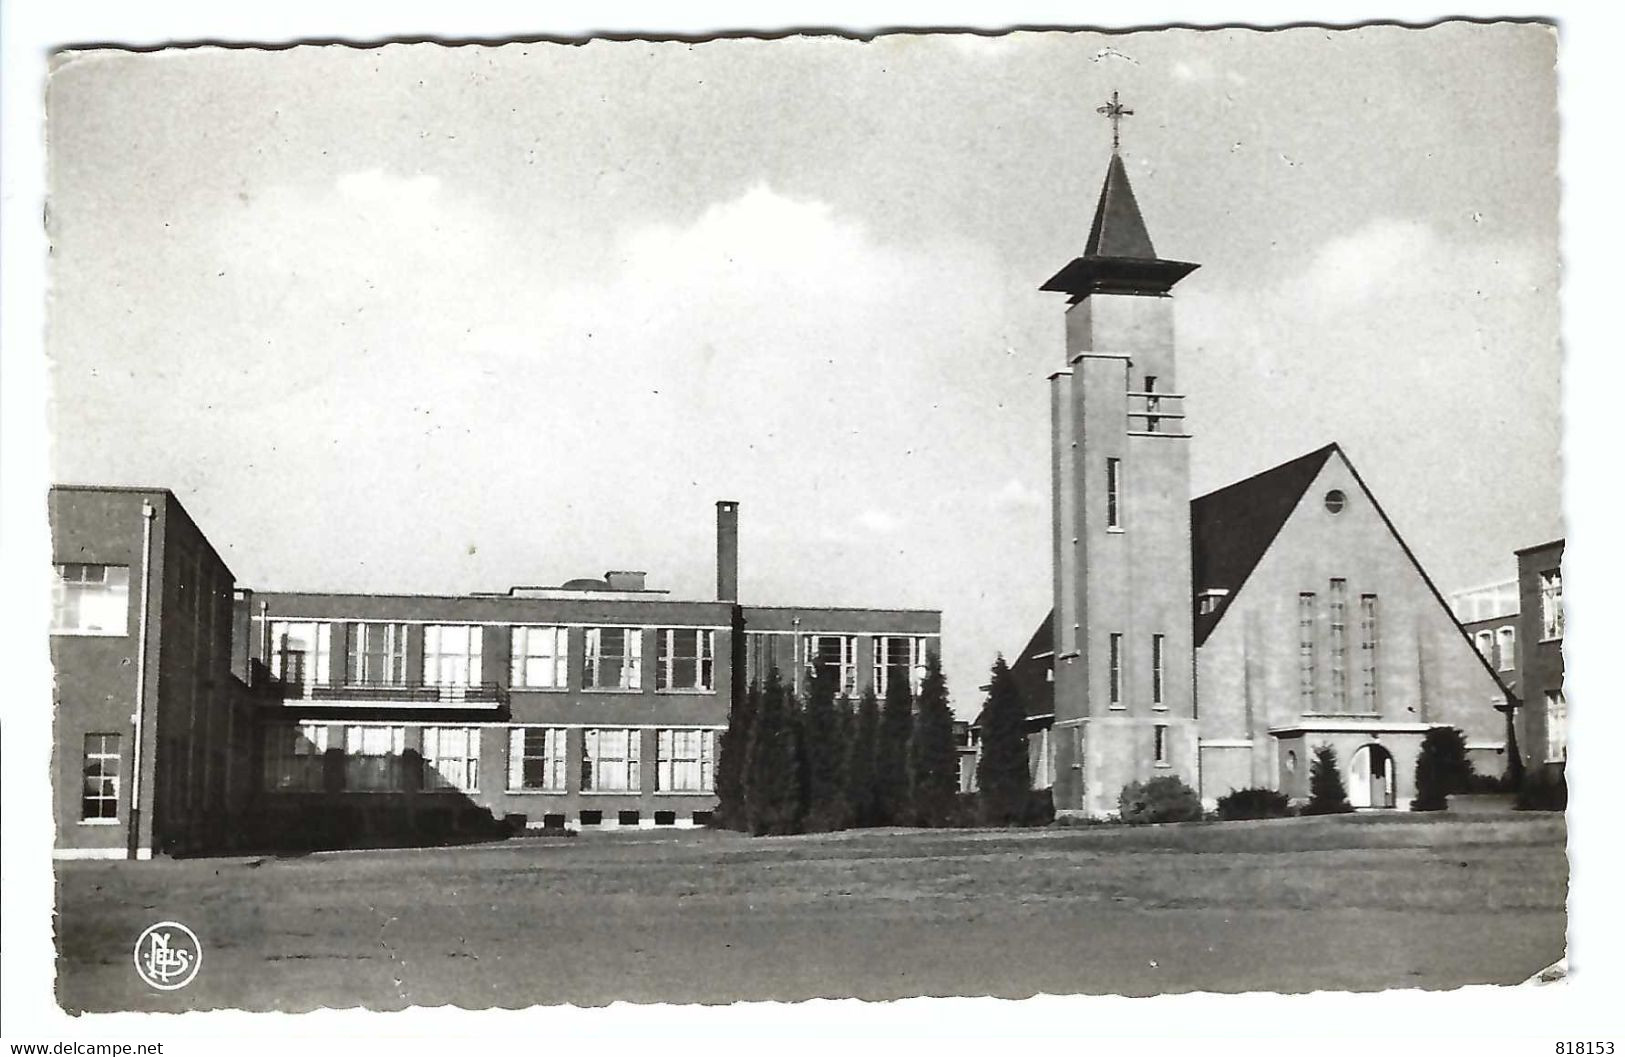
1096, 90, 1134, 153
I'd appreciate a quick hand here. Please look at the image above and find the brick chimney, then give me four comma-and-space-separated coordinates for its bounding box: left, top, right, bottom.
716, 500, 739, 602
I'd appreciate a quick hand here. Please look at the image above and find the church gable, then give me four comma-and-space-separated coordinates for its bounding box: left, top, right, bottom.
1196, 444, 1510, 744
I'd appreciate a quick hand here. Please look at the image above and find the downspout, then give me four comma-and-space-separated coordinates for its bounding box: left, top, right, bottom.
128, 500, 156, 860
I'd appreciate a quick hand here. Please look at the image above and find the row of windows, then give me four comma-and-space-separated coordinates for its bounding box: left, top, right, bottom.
1300, 584, 1380, 714
262, 724, 718, 796
743, 633, 931, 698
1472, 626, 1517, 672
269, 621, 716, 693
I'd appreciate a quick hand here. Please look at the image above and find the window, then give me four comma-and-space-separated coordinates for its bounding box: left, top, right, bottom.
348, 622, 407, 685
1328, 580, 1348, 711
423, 625, 483, 686
1359, 595, 1379, 714
263, 722, 327, 792
803, 634, 858, 696
81, 734, 122, 820
744, 632, 782, 691
511, 626, 568, 689
1106, 458, 1122, 530
585, 628, 642, 690
508, 727, 569, 792
582, 728, 640, 792
1496, 626, 1516, 672
1108, 633, 1123, 707
874, 635, 928, 698
270, 621, 332, 686
1151, 634, 1166, 708
1545, 689, 1567, 762
657, 628, 715, 691
1540, 569, 1563, 641
1197, 589, 1228, 616
422, 726, 480, 792
1298, 593, 1316, 708
656, 729, 716, 792
1474, 630, 1494, 661
1144, 375, 1161, 433
345, 725, 406, 791
1154, 724, 1169, 766
53, 564, 131, 636
1324, 489, 1347, 514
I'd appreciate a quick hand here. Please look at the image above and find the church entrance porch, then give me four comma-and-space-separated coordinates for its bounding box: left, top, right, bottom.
1348, 743, 1397, 809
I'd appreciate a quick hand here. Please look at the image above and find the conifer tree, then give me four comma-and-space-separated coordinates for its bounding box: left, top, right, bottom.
908, 650, 960, 826
715, 677, 761, 830
1303, 743, 1354, 815
874, 673, 915, 826
800, 664, 849, 831
1413, 725, 1474, 810
843, 687, 881, 827
744, 668, 803, 835
976, 654, 1031, 825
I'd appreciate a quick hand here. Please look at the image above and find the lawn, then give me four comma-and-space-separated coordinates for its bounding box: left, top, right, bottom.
54, 812, 1567, 1011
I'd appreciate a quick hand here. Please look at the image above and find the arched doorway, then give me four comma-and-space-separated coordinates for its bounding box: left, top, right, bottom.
1348, 744, 1397, 809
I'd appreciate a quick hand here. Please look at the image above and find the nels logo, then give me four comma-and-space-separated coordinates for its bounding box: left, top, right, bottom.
133, 921, 202, 991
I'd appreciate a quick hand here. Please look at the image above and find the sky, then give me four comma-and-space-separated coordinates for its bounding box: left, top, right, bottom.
45, 24, 1561, 717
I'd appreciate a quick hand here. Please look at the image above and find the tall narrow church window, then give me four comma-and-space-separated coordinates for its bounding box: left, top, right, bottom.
1153, 724, 1169, 766
1108, 633, 1123, 707
1144, 376, 1160, 433
1359, 595, 1379, 714
1298, 593, 1317, 709
1151, 634, 1165, 708
1328, 580, 1348, 711
1106, 459, 1122, 529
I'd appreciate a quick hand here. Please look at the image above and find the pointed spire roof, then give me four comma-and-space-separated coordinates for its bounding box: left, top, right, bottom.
1041, 152, 1198, 300
1083, 153, 1158, 260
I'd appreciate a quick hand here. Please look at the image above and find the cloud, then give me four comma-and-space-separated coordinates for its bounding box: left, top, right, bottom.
855, 509, 904, 534
990, 478, 1045, 513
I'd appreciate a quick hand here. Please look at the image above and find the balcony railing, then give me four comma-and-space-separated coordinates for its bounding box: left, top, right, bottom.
269, 678, 508, 709
1126, 391, 1188, 436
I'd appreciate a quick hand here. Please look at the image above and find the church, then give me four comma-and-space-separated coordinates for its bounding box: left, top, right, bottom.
1008, 97, 1514, 817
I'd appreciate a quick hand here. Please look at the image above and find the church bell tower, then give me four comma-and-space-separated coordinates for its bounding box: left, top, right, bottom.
1043, 93, 1201, 816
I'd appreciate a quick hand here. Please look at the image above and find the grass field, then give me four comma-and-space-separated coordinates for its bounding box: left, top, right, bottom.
54, 812, 1567, 1011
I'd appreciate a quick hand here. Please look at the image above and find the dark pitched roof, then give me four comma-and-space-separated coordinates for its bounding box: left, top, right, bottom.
995, 442, 1516, 718
1084, 153, 1157, 259
1040, 153, 1199, 300
1192, 443, 1338, 645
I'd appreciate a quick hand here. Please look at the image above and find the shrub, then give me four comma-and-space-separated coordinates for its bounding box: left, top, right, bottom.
1303, 744, 1354, 815
1216, 787, 1292, 821
1516, 775, 1568, 812
1414, 726, 1475, 811
1118, 775, 1203, 825
1022, 788, 1057, 827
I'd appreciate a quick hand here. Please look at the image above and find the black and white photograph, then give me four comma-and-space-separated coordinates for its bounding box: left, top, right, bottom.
1, 3, 1614, 1049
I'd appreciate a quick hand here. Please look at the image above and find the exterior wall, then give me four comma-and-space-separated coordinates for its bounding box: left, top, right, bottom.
1194, 453, 1512, 806
1461, 613, 1520, 702
248, 594, 942, 830
50, 487, 252, 858
738, 606, 941, 700
1052, 291, 1197, 816
1514, 540, 1565, 782
249, 590, 736, 827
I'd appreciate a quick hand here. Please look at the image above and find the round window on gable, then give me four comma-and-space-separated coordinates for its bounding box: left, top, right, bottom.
1324, 489, 1347, 514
